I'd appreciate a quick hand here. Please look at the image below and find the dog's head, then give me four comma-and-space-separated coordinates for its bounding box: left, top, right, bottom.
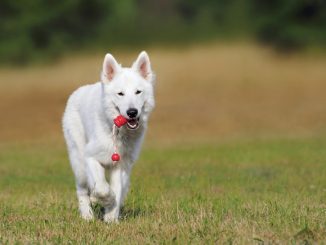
101, 51, 155, 130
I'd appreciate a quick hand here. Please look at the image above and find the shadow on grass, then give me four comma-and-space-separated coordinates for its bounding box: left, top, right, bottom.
90, 203, 152, 221
91, 203, 105, 220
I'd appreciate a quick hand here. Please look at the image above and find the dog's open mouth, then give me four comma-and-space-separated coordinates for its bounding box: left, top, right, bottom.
126, 118, 139, 130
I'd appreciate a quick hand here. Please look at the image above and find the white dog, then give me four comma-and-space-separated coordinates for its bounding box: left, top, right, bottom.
62, 51, 155, 222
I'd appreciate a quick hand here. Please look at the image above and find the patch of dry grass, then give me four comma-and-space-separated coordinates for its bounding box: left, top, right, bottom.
1, 43, 326, 143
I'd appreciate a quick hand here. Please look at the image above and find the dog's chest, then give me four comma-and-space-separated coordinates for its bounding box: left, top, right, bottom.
96, 129, 143, 167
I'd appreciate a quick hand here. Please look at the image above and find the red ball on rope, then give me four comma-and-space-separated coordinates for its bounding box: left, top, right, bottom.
111, 153, 120, 162
111, 115, 126, 163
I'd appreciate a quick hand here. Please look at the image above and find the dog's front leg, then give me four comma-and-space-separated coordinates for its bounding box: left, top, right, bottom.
86, 157, 115, 207
103, 165, 130, 223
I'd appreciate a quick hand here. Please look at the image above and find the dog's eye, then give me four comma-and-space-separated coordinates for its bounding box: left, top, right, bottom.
135, 90, 142, 95
117, 92, 124, 96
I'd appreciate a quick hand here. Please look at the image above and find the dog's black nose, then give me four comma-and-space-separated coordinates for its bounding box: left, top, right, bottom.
127, 108, 138, 118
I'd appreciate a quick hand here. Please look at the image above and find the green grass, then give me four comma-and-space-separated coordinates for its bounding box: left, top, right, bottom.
0, 138, 326, 243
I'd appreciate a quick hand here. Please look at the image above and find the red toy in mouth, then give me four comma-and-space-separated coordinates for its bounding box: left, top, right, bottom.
114, 115, 139, 130
113, 115, 128, 128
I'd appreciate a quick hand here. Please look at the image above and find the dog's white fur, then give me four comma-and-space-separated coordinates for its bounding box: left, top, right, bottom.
62, 51, 155, 222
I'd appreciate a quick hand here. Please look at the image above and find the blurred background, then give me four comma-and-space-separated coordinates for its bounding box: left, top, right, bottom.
2, 2, 326, 242
0, 0, 326, 146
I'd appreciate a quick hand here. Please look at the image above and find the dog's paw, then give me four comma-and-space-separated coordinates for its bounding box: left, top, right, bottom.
103, 212, 119, 224
90, 193, 99, 204
103, 205, 120, 223
92, 183, 116, 207
80, 208, 94, 221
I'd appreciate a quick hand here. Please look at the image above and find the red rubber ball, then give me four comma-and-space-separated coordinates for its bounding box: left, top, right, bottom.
111, 153, 120, 161
114, 115, 128, 128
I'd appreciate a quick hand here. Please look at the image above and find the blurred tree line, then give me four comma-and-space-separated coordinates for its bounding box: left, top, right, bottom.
0, 0, 325, 64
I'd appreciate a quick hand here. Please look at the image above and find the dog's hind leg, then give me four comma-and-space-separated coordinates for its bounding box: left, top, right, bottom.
76, 185, 93, 220
63, 110, 94, 220
67, 146, 94, 220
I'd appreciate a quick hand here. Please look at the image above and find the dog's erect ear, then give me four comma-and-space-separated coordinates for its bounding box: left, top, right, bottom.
132, 51, 153, 82
101, 53, 121, 83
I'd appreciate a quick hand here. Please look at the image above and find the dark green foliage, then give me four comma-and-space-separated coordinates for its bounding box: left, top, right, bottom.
251, 0, 326, 51
0, 0, 112, 64
0, 0, 325, 64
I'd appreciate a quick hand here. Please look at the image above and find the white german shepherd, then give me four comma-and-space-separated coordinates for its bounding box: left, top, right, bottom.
62, 52, 155, 222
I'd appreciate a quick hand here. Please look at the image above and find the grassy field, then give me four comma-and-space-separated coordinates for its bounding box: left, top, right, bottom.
0, 43, 326, 243
1, 138, 326, 243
